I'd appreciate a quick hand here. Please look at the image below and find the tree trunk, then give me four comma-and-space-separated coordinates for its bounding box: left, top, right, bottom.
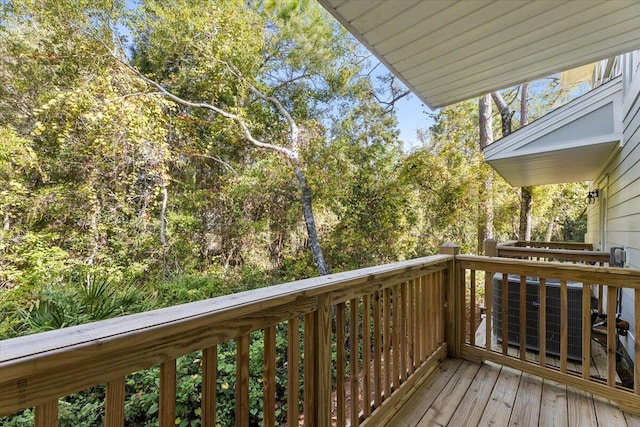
492, 92, 514, 136
294, 166, 330, 275
519, 186, 533, 241
520, 82, 530, 126
478, 94, 494, 254
494, 88, 534, 242
160, 181, 168, 248
545, 201, 557, 241
518, 84, 533, 241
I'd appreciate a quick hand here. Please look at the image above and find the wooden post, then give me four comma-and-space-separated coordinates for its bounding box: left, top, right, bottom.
484, 238, 498, 257
440, 242, 460, 358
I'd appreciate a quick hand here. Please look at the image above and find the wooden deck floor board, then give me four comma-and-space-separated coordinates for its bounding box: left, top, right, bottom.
567, 387, 598, 427
384, 358, 462, 427
478, 365, 521, 426
539, 379, 567, 427
391, 359, 635, 427
447, 362, 501, 426
415, 360, 480, 426
508, 372, 543, 427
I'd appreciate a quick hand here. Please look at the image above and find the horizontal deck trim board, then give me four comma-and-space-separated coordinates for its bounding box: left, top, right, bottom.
457, 255, 640, 289
460, 345, 640, 416
361, 344, 448, 427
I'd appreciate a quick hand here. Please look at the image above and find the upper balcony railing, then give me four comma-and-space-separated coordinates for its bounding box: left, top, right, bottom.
1, 242, 639, 426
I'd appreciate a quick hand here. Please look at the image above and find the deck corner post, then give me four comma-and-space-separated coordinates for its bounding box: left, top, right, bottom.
484, 238, 498, 257
440, 242, 461, 358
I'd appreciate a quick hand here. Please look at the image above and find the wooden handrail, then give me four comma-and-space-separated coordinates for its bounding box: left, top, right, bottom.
496, 246, 610, 264
1, 254, 452, 425
511, 240, 594, 250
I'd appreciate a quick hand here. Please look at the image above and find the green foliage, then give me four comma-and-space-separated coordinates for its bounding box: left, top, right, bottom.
0, 1, 594, 425
1, 269, 154, 338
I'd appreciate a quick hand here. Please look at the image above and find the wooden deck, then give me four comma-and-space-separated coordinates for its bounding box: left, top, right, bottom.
386, 358, 640, 426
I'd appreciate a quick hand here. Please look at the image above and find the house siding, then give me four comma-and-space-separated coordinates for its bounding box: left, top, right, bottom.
589, 51, 640, 360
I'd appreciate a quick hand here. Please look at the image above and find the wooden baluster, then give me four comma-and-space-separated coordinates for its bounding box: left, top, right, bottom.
560, 280, 568, 373
539, 278, 547, 368
438, 270, 445, 347
373, 291, 382, 407
383, 287, 391, 399
417, 276, 424, 362
502, 273, 509, 356
431, 273, 437, 352
303, 313, 315, 426
485, 271, 493, 352
392, 284, 400, 389
160, 359, 176, 427
202, 346, 217, 427
236, 335, 250, 427
105, 377, 125, 427
35, 399, 58, 427
635, 289, 640, 395
263, 326, 276, 427
426, 274, 433, 354
420, 276, 428, 362
582, 284, 592, 381
409, 279, 416, 373
362, 294, 371, 417
598, 284, 604, 313
316, 295, 332, 427
350, 298, 360, 427
288, 316, 300, 426
337, 303, 346, 426
607, 286, 617, 388
400, 284, 407, 383
470, 270, 476, 347
519, 275, 527, 361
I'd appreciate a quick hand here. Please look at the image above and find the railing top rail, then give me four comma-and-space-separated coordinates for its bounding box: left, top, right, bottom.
508, 240, 594, 250
496, 246, 610, 262
1, 254, 451, 365
456, 254, 640, 289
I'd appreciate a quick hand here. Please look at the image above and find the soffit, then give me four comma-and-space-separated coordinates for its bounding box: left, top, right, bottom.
484, 77, 622, 187
318, 0, 640, 109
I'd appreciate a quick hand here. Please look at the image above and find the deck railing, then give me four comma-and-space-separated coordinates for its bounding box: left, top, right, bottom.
0, 254, 452, 426
490, 239, 611, 312
498, 240, 595, 251
458, 251, 640, 415
3, 242, 640, 425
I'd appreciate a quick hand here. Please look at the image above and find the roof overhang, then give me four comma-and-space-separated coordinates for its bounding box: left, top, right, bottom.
318, 0, 640, 109
483, 77, 623, 187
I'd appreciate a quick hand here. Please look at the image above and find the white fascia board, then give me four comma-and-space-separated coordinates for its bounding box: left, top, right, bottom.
487, 133, 622, 161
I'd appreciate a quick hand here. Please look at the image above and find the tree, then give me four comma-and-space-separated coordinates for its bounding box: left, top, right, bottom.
118, 0, 368, 276
478, 94, 494, 253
